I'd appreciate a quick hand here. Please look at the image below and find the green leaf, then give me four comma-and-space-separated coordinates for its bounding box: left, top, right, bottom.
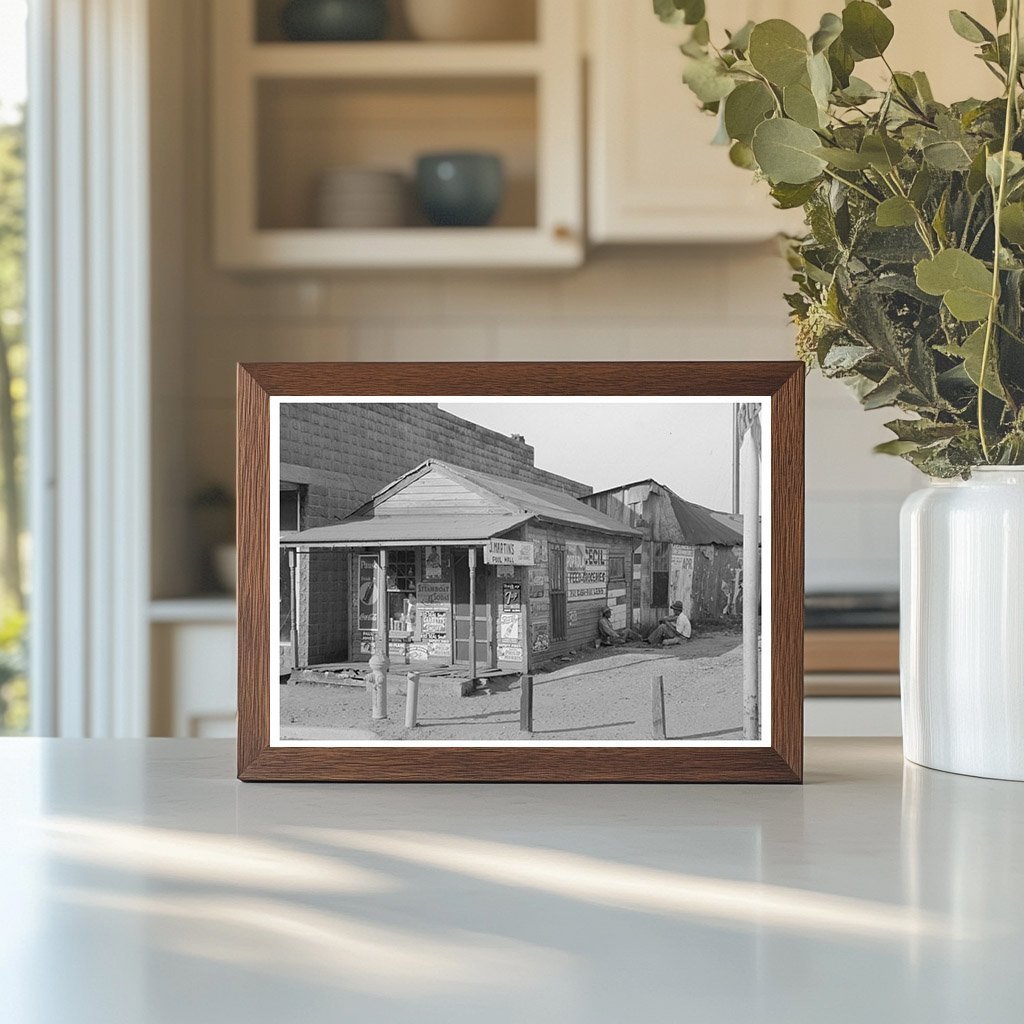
723, 81, 775, 144
827, 36, 856, 88
915, 249, 994, 322
923, 140, 972, 171
876, 197, 918, 228
808, 51, 833, 109
913, 71, 935, 104
751, 118, 828, 184
948, 10, 994, 44
784, 80, 824, 129
860, 133, 904, 173
1000, 203, 1024, 244
885, 418, 963, 443
986, 150, 1024, 191
993, 0, 1008, 24
653, 0, 705, 26
682, 57, 736, 104
862, 374, 903, 409
967, 144, 991, 193
771, 180, 820, 209
940, 325, 1006, 398
875, 439, 922, 455
810, 12, 843, 54
724, 20, 755, 53
909, 164, 933, 205
814, 146, 872, 170
748, 20, 809, 87
729, 140, 757, 169
842, 1, 895, 59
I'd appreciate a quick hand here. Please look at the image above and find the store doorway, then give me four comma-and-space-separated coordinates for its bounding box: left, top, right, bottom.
452, 549, 493, 669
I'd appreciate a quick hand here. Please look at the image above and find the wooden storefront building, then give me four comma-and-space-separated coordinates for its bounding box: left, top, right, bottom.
280, 460, 641, 677
581, 479, 743, 633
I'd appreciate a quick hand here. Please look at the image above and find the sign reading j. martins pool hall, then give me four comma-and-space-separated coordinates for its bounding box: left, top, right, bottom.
484, 539, 536, 565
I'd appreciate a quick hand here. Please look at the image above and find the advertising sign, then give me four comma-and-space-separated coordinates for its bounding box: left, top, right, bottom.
357, 555, 377, 630
415, 580, 451, 644
566, 543, 608, 602
484, 539, 535, 565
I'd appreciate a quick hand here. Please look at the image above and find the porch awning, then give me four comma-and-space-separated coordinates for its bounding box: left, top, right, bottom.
280, 512, 533, 548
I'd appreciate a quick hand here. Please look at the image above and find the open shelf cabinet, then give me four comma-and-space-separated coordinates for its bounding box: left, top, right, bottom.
212, 0, 583, 269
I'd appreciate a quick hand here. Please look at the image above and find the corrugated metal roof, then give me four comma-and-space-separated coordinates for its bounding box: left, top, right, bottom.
666, 491, 743, 546
281, 512, 533, 547
581, 477, 743, 546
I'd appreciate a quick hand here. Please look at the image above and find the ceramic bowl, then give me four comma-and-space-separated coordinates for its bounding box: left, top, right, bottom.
403, 0, 534, 42
281, 0, 389, 42
415, 152, 504, 228
316, 168, 407, 228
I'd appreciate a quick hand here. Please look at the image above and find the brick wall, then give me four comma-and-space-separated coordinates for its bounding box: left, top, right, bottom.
282, 402, 593, 664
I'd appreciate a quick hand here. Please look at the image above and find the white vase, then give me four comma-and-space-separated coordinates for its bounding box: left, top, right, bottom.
900, 467, 1024, 780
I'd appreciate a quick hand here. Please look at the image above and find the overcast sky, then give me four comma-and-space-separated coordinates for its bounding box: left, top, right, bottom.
438, 401, 737, 511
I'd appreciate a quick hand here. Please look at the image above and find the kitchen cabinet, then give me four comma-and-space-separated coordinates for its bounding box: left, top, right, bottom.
587, 0, 998, 244
211, 0, 583, 269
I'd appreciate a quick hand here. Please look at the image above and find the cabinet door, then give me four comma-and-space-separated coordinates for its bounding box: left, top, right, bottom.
587, 0, 810, 243
588, 0, 995, 244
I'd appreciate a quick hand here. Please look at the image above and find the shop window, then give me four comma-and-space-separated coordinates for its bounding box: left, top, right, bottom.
387, 549, 417, 633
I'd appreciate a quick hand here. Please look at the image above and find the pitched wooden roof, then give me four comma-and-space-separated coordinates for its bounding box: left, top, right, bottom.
281, 460, 640, 547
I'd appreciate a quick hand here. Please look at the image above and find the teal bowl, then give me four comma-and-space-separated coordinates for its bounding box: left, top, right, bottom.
415, 153, 505, 228
281, 0, 388, 42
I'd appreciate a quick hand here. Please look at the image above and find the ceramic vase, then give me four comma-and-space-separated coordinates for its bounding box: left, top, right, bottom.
900, 467, 1024, 781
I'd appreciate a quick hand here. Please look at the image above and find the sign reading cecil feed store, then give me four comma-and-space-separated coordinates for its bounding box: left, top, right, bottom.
484, 539, 535, 565
567, 543, 608, 602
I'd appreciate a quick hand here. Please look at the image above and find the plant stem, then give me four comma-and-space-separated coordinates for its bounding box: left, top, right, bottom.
979, 0, 1021, 462
822, 167, 880, 205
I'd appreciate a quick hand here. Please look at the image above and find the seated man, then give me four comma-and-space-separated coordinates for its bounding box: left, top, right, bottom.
645, 601, 693, 646
597, 606, 642, 646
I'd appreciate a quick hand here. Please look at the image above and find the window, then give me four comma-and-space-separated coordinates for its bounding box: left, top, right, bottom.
386, 549, 417, 633
0, 0, 27, 734
608, 554, 625, 581
550, 543, 566, 642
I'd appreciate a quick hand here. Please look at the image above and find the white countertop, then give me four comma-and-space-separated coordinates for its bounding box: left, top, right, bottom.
1, 738, 1019, 1023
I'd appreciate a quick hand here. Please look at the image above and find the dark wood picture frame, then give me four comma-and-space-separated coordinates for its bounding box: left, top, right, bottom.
237, 362, 804, 782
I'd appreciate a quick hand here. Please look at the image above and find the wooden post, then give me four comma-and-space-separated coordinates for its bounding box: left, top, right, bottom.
652, 674, 666, 740
468, 546, 477, 683
370, 547, 389, 720
405, 672, 420, 729
741, 428, 760, 740
377, 547, 389, 656
519, 673, 533, 733
288, 547, 300, 675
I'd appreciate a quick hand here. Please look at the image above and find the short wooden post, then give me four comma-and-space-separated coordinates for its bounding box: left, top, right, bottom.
519, 673, 533, 733
468, 546, 478, 683
652, 674, 666, 741
405, 672, 420, 729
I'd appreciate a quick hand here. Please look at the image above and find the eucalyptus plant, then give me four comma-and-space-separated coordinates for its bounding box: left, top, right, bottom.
657, 0, 1024, 475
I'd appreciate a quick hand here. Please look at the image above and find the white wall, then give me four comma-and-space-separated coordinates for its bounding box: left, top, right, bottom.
156, 0, 920, 599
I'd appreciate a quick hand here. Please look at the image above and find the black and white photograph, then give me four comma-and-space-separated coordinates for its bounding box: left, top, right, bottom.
271, 397, 769, 746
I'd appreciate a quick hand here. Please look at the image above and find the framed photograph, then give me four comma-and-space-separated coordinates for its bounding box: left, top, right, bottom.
237, 362, 804, 782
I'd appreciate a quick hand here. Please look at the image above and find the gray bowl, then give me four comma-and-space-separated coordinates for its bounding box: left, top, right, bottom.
415, 153, 505, 228
280, 0, 388, 42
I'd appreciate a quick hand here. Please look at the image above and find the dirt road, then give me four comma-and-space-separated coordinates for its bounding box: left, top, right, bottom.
280, 629, 745, 743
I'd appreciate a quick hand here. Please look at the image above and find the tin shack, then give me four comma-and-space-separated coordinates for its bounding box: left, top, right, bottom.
581, 479, 743, 633
280, 459, 641, 678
